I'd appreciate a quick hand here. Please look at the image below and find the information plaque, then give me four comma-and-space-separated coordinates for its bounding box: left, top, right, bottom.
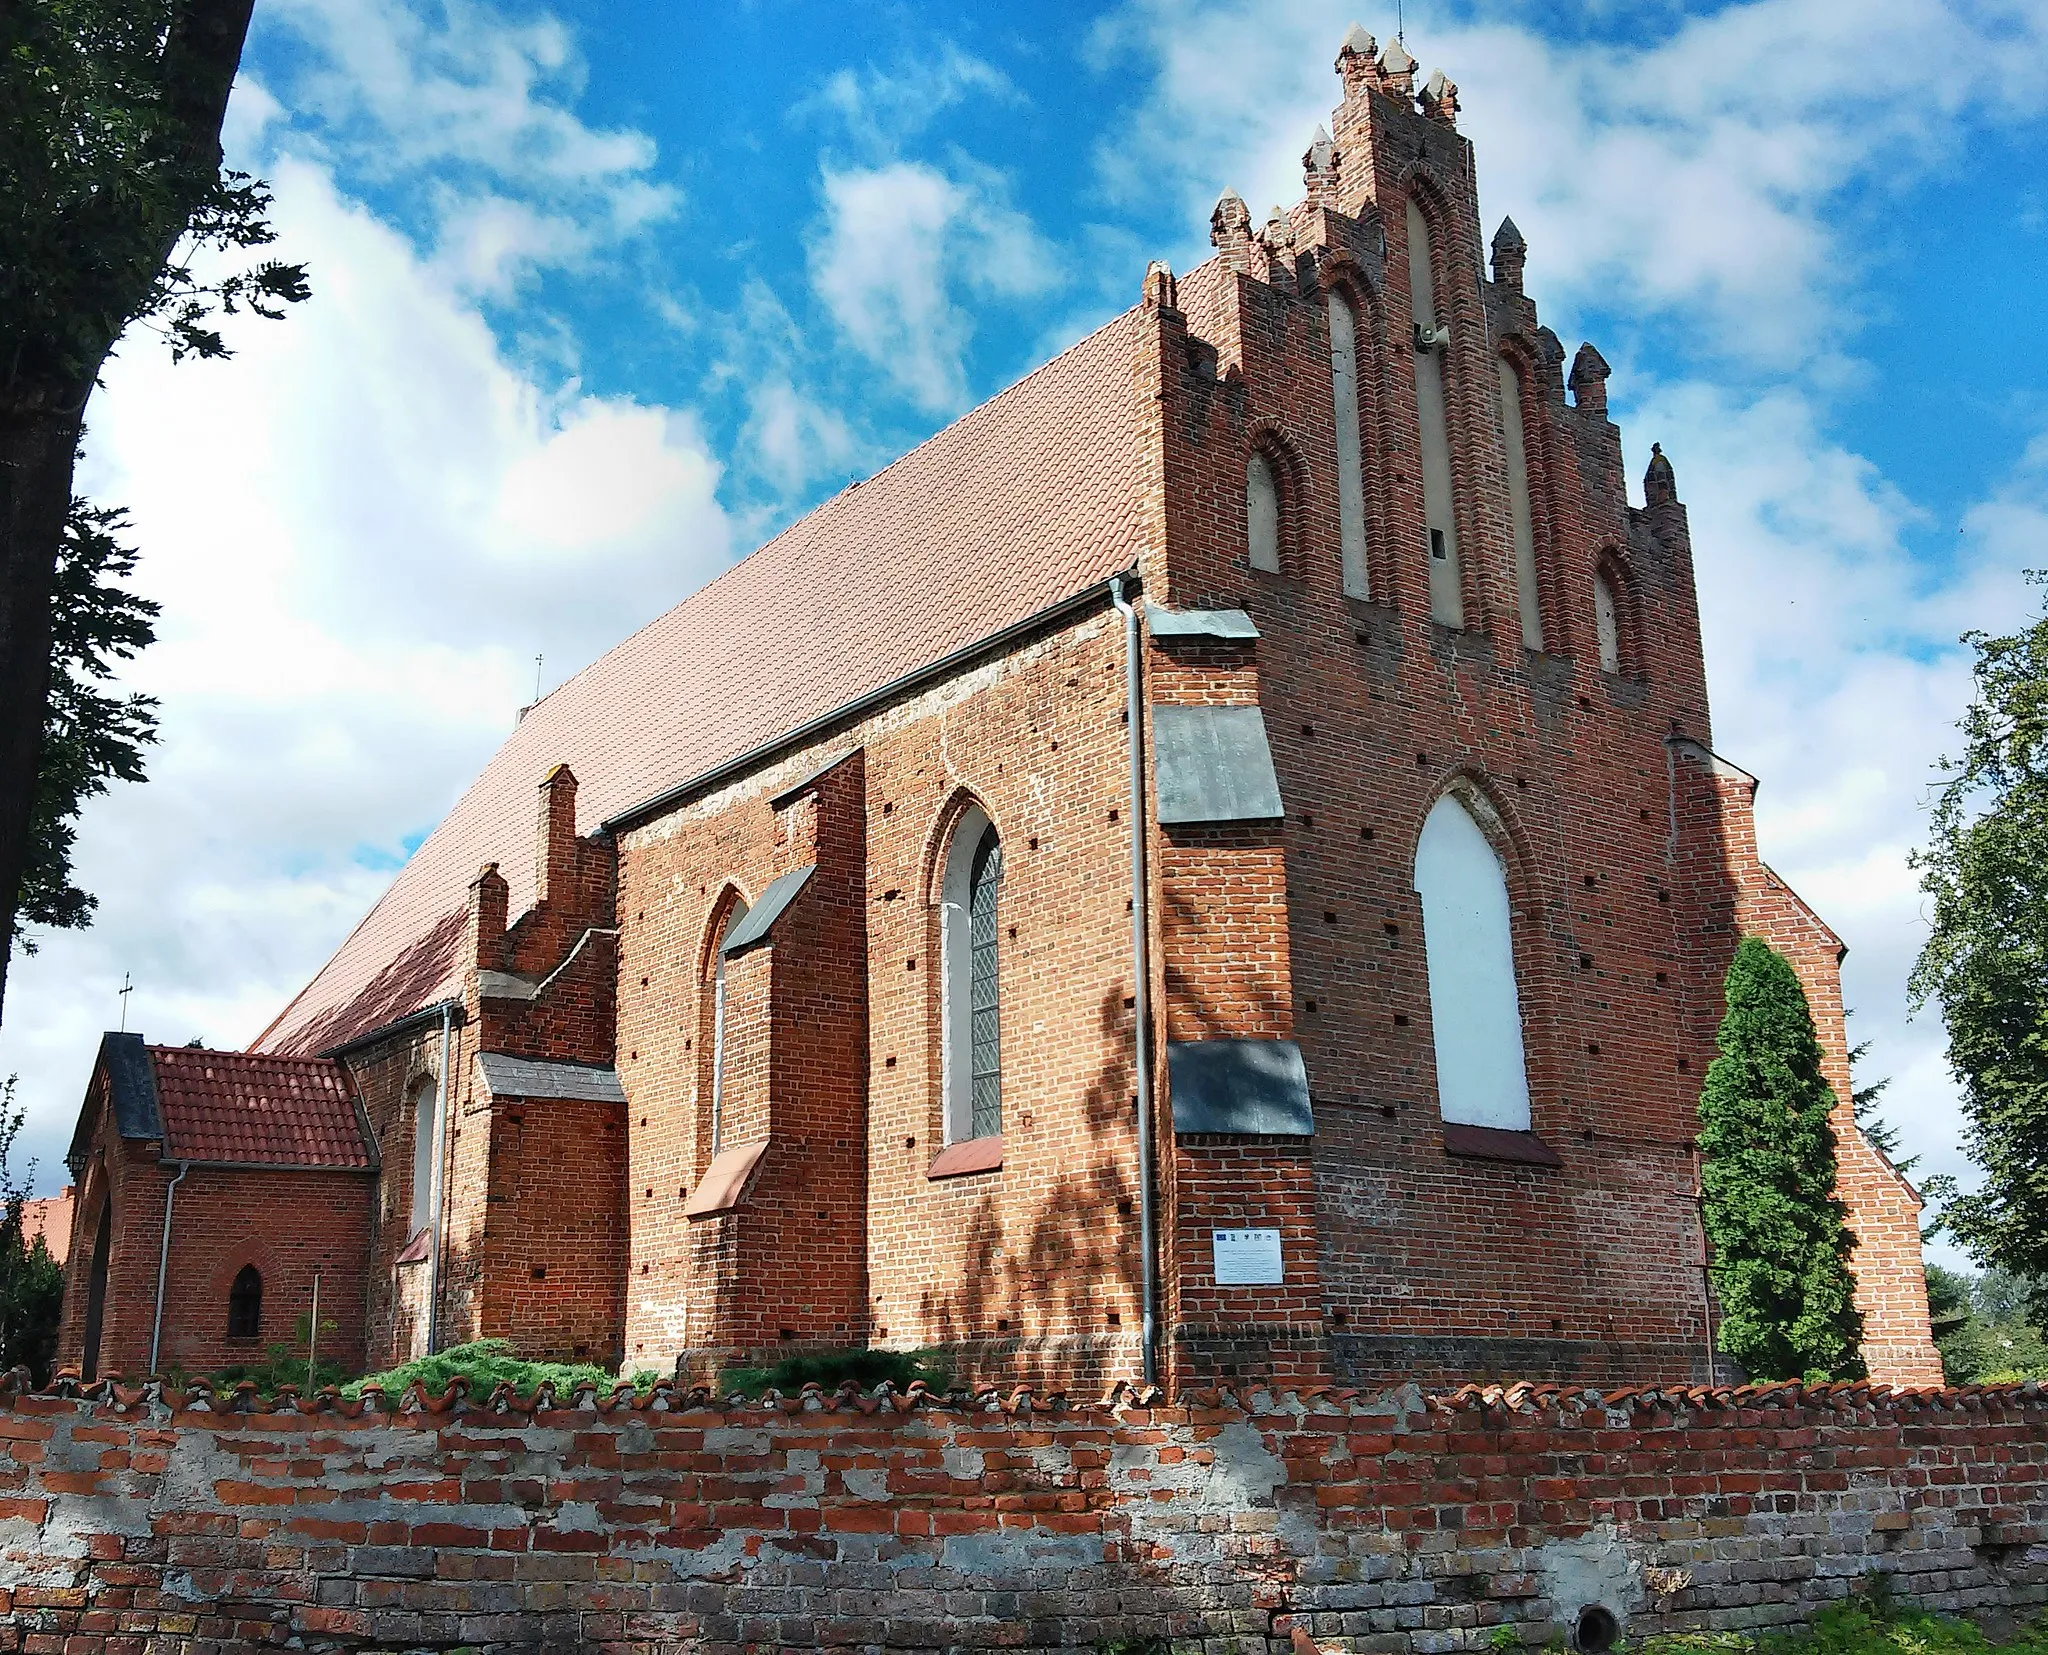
1211, 1227, 1284, 1286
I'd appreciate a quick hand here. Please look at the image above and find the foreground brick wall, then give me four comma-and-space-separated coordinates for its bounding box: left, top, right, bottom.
0, 1377, 2040, 1653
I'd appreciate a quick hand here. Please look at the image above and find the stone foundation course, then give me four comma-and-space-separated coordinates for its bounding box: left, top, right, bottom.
0, 1375, 2042, 1653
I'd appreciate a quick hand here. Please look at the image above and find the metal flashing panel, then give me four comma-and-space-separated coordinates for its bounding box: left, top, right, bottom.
1152, 704, 1285, 824
1167, 1038, 1314, 1137
101, 1032, 163, 1143
1146, 601, 1260, 641
721, 863, 816, 955
476, 1053, 627, 1105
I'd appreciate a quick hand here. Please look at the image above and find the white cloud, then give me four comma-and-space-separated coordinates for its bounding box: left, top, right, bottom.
254, 0, 677, 283
802, 43, 1022, 152
809, 159, 1060, 413
0, 152, 729, 1190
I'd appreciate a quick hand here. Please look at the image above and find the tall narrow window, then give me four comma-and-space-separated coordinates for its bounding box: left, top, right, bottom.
1407, 197, 1462, 628
1329, 290, 1369, 597
408, 1077, 437, 1237
1246, 449, 1281, 573
227, 1264, 263, 1340
941, 805, 1003, 1142
1497, 358, 1544, 650
1414, 791, 1531, 1131
1594, 570, 1621, 673
710, 894, 750, 1152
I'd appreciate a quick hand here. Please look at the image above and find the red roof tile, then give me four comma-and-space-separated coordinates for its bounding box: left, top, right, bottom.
21, 1189, 72, 1264
147, 1047, 371, 1170
257, 308, 1149, 1055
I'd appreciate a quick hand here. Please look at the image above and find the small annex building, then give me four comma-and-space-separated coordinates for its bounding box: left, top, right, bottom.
54, 1034, 376, 1380
55, 26, 1941, 1392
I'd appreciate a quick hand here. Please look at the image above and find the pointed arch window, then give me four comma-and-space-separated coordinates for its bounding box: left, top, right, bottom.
408, 1076, 438, 1238
227, 1264, 263, 1341
1594, 568, 1622, 674
1407, 196, 1462, 628
1414, 791, 1531, 1131
1246, 449, 1282, 574
710, 893, 750, 1153
941, 806, 1003, 1142
1497, 357, 1544, 650
1328, 289, 1369, 597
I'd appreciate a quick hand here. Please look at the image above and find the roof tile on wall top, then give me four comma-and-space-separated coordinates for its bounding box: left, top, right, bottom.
256, 308, 1149, 1058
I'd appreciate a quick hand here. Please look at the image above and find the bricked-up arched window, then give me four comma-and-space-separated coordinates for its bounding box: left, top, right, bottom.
408, 1076, 437, 1238
1594, 570, 1621, 672
1497, 356, 1544, 651
227, 1265, 262, 1340
710, 894, 750, 1153
940, 805, 1003, 1142
1407, 195, 1463, 628
1328, 289, 1369, 598
1414, 790, 1532, 1132
1246, 448, 1282, 574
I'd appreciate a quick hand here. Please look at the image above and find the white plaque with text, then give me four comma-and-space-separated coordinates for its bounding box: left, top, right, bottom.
1212, 1227, 1284, 1286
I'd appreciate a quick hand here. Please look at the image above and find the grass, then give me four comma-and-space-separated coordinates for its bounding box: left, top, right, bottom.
1643, 1597, 2046, 1655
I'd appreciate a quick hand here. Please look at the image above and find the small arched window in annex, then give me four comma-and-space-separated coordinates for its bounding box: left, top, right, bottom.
707, 890, 751, 1154
407, 1074, 438, 1238
227, 1264, 263, 1341
1496, 354, 1545, 651
1327, 286, 1370, 598
1413, 786, 1532, 1133
939, 803, 1004, 1143
1406, 192, 1463, 628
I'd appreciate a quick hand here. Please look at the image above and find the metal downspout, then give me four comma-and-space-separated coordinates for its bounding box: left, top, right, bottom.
426, 1003, 453, 1354
149, 1161, 189, 1374
1110, 575, 1159, 1388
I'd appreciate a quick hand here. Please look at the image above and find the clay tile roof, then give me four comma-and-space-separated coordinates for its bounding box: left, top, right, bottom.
20, 1189, 72, 1264
147, 1046, 372, 1170
255, 307, 1149, 1056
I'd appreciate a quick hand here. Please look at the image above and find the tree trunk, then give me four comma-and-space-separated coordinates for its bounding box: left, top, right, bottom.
0, 0, 257, 1022
0, 400, 87, 1021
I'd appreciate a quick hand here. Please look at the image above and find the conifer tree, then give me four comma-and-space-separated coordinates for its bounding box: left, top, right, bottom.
1697, 937, 1864, 1381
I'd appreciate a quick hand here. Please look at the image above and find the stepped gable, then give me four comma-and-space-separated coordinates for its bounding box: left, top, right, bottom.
148, 1045, 372, 1169
256, 309, 1149, 1057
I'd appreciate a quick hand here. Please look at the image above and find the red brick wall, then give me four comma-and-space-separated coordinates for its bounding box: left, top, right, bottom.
617, 617, 1148, 1386
53, 1090, 372, 1380
1138, 65, 1721, 1386
0, 1379, 2040, 1651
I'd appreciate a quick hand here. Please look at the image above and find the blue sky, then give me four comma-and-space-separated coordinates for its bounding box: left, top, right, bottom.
5, 0, 2047, 1271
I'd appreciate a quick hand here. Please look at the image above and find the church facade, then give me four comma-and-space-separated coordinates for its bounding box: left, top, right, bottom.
56, 29, 1941, 1391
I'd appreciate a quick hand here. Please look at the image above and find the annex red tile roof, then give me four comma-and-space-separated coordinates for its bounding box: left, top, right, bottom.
256, 308, 1150, 1056
147, 1046, 372, 1170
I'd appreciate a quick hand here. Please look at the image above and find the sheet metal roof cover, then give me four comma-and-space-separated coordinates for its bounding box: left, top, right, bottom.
1166, 1038, 1314, 1137
721, 864, 814, 955
1145, 601, 1261, 640
1152, 704, 1286, 824
255, 306, 1150, 1057
475, 1053, 627, 1105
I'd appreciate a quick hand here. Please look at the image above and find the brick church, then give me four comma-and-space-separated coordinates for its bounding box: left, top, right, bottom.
55, 28, 1941, 1391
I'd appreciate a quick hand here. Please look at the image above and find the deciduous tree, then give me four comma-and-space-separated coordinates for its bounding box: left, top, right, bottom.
0, 0, 306, 1016
1910, 578, 2048, 1312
